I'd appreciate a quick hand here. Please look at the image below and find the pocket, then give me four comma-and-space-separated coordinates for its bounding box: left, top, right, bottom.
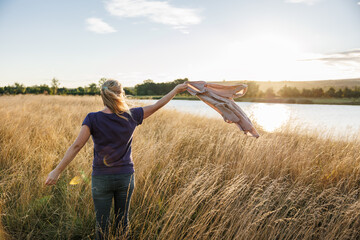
91, 176, 110, 195
113, 173, 135, 190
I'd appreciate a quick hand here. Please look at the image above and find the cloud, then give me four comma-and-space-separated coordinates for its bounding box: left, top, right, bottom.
358, 1, 360, 5
105, 0, 201, 33
302, 49, 360, 67
285, 0, 322, 5
86, 18, 117, 34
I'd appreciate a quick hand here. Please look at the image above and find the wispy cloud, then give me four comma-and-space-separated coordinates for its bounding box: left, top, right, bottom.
105, 0, 201, 33
302, 49, 360, 67
86, 18, 117, 34
285, 0, 322, 5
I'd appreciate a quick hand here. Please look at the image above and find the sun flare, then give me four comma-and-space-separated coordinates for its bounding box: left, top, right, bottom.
246, 103, 291, 132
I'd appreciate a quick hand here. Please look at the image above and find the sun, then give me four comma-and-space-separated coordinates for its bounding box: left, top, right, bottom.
224, 34, 308, 81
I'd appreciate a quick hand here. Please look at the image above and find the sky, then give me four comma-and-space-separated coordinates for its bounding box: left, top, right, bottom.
0, 0, 360, 88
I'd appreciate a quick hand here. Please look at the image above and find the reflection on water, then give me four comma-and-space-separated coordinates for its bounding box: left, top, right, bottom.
134, 99, 360, 140
246, 103, 291, 132
135, 99, 292, 132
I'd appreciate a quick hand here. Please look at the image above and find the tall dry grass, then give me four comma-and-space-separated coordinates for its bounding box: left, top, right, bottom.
0, 95, 360, 240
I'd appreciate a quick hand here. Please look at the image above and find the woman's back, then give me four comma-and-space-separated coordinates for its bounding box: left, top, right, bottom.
82, 107, 144, 176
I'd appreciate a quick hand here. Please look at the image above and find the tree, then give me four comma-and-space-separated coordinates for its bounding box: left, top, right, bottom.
26, 86, 41, 94
278, 85, 300, 98
88, 83, 99, 95
353, 87, 360, 98
14, 83, 26, 94
99, 78, 107, 89
134, 78, 190, 96
311, 88, 324, 98
40, 84, 51, 94
335, 89, 343, 98
57, 87, 68, 95
4, 85, 14, 94
134, 79, 156, 95
51, 78, 60, 95
325, 87, 336, 98
257, 90, 264, 98
77, 87, 85, 95
343, 87, 353, 98
173, 78, 188, 85
264, 88, 276, 98
124, 87, 135, 95
301, 88, 312, 97
244, 81, 260, 97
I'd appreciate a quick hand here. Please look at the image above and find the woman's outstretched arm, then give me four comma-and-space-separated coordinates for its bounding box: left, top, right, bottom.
143, 82, 188, 119
45, 125, 90, 186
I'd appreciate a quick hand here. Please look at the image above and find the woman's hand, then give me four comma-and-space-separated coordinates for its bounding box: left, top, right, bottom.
45, 169, 61, 186
143, 82, 189, 119
174, 83, 188, 94
44, 125, 90, 186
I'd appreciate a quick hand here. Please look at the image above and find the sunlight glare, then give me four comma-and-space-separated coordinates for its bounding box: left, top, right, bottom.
69, 176, 82, 185
247, 103, 291, 132
225, 34, 312, 81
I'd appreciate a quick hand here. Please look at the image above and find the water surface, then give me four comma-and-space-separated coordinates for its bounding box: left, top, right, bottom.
135, 99, 360, 140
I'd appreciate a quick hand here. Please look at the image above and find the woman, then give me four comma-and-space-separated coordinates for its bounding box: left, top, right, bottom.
45, 79, 188, 239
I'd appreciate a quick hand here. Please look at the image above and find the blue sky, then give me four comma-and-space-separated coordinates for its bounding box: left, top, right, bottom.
0, 0, 359, 88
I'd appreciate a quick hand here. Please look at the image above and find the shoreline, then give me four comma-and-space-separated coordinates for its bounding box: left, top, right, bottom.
128, 95, 360, 105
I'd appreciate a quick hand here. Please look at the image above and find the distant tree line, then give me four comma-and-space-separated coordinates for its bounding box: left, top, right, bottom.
0, 78, 189, 96
134, 78, 188, 95
266, 85, 360, 98
0, 78, 135, 96
132, 80, 360, 98
237, 82, 360, 98
1, 78, 359, 98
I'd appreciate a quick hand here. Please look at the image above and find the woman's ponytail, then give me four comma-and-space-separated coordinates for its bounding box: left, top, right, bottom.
100, 80, 130, 120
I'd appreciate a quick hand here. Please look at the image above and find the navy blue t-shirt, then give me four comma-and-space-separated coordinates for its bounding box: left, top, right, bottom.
82, 107, 144, 176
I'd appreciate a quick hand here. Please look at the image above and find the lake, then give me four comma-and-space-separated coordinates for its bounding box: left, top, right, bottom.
135, 99, 360, 140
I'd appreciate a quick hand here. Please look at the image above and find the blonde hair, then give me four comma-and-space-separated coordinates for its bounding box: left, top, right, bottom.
100, 79, 130, 120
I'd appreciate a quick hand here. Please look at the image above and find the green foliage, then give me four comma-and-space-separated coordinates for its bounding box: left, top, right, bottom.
51, 78, 60, 95
87, 83, 99, 95
1, 78, 359, 99
335, 89, 343, 98
124, 87, 136, 95
57, 87, 68, 95
134, 78, 189, 96
244, 81, 260, 97
310, 88, 324, 98
278, 85, 300, 97
98, 77, 107, 89
14, 83, 26, 94
325, 87, 336, 98
76, 87, 85, 95
264, 87, 276, 98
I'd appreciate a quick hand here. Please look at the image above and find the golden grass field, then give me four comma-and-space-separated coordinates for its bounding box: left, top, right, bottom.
0, 95, 360, 240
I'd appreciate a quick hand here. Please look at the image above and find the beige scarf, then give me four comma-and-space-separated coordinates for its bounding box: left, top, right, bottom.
186, 81, 260, 138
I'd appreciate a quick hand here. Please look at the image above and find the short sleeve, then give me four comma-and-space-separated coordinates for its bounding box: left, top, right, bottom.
82, 113, 92, 133
130, 107, 144, 125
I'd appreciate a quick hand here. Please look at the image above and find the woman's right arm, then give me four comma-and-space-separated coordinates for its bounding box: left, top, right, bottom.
45, 125, 90, 186
143, 83, 188, 119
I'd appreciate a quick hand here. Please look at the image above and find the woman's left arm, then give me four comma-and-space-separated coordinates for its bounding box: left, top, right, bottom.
45, 125, 91, 186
